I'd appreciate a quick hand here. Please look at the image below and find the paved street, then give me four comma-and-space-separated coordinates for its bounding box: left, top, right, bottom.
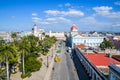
50, 41, 79, 80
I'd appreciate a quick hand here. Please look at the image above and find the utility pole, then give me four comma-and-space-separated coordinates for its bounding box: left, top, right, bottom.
47, 56, 49, 68
52, 48, 53, 57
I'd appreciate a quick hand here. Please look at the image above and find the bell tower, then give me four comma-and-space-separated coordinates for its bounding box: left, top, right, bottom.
33, 24, 38, 36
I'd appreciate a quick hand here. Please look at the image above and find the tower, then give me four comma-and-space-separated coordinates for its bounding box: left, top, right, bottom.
70, 24, 78, 36
33, 24, 38, 36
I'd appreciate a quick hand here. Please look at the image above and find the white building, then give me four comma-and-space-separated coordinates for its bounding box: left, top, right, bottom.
33, 24, 38, 37
0, 32, 11, 43
46, 30, 65, 40
32, 24, 45, 40
68, 24, 104, 48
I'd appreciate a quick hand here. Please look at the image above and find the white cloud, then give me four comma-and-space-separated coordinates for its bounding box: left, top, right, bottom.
65, 3, 71, 7
93, 6, 112, 15
79, 17, 97, 24
46, 17, 71, 23
79, 16, 112, 27
46, 18, 56, 21
107, 12, 120, 18
57, 17, 71, 23
44, 10, 59, 16
32, 17, 42, 22
44, 9, 84, 17
32, 13, 38, 16
112, 23, 120, 27
114, 1, 120, 6
93, 6, 120, 18
39, 22, 50, 25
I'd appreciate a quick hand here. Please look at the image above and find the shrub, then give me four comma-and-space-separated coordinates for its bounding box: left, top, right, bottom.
21, 72, 31, 79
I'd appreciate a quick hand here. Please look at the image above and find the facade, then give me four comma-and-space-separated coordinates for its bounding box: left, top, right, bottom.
74, 48, 107, 80
109, 63, 120, 80
68, 24, 104, 48
0, 32, 12, 43
46, 30, 65, 40
112, 36, 120, 50
33, 24, 38, 37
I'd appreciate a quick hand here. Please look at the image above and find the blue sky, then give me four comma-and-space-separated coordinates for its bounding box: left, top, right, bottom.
0, 0, 120, 32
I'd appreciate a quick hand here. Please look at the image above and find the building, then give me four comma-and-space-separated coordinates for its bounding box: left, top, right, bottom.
33, 24, 38, 37
46, 30, 65, 40
74, 48, 107, 80
19, 31, 32, 37
84, 52, 120, 75
68, 24, 104, 48
109, 63, 120, 80
32, 24, 45, 40
0, 32, 12, 43
112, 36, 120, 50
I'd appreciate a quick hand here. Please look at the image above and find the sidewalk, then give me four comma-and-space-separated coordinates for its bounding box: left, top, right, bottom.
10, 43, 57, 80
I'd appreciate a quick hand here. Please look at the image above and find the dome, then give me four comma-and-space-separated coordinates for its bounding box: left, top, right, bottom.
34, 24, 37, 26
71, 24, 78, 31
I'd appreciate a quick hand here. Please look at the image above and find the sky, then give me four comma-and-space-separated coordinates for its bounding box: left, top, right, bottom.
0, 0, 120, 32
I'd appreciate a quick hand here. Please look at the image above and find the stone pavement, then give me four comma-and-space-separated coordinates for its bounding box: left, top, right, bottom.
10, 43, 57, 80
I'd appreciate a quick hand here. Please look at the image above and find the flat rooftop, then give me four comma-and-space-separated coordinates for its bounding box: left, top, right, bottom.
84, 53, 120, 67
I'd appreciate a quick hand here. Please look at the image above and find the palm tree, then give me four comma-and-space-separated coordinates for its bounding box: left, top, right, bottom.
0, 43, 18, 80
11, 32, 17, 40
19, 37, 30, 75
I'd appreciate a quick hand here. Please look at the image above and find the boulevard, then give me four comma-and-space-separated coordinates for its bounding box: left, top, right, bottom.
50, 40, 79, 80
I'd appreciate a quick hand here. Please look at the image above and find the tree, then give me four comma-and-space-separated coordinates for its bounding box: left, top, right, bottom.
25, 56, 42, 72
11, 32, 17, 41
0, 43, 18, 80
19, 37, 30, 75
100, 38, 114, 49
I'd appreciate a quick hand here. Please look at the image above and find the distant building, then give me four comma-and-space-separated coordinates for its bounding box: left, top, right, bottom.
33, 24, 38, 37
112, 36, 120, 50
0, 32, 11, 43
46, 30, 65, 40
68, 24, 104, 48
32, 24, 45, 40
19, 31, 32, 37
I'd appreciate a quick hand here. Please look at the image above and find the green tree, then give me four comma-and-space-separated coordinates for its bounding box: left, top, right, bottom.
39, 35, 57, 55
0, 43, 18, 80
25, 56, 42, 72
100, 38, 114, 49
19, 37, 30, 75
11, 32, 17, 41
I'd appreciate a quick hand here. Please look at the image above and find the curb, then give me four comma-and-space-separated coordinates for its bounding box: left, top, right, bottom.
44, 54, 55, 80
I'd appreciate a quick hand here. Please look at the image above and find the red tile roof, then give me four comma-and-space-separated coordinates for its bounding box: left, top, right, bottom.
84, 53, 120, 66
76, 44, 85, 49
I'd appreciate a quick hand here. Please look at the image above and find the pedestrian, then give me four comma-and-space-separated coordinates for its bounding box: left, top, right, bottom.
52, 67, 55, 70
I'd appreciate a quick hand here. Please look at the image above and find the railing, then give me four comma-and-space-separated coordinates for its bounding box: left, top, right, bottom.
75, 48, 107, 80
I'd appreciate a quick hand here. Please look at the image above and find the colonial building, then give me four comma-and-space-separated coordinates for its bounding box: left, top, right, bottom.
68, 24, 104, 48
32, 24, 45, 40
46, 30, 65, 40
